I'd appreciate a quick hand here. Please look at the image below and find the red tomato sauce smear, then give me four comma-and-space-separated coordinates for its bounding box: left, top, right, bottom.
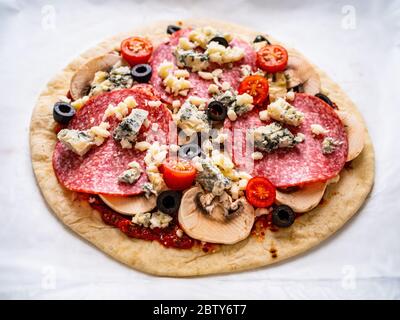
86, 196, 276, 250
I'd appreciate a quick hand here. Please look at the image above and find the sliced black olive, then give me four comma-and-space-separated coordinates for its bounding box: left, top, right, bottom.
179, 143, 202, 160
208, 36, 229, 48
156, 190, 182, 215
253, 35, 271, 45
272, 205, 296, 228
131, 64, 152, 83
207, 101, 227, 121
167, 25, 181, 34
315, 93, 334, 107
53, 101, 75, 124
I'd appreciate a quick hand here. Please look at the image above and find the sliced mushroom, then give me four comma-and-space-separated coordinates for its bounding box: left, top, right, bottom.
99, 194, 156, 216
284, 52, 321, 95
179, 187, 255, 244
336, 110, 365, 161
276, 181, 327, 213
70, 54, 127, 100
276, 176, 340, 213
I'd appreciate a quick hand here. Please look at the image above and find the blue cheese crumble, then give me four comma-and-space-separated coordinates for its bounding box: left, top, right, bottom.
322, 137, 342, 154
195, 159, 232, 196
253, 122, 304, 153
113, 109, 149, 148
267, 98, 304, 126
118, 161, 142, 184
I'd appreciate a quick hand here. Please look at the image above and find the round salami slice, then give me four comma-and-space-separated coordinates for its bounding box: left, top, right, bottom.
53, 87, 172, 195
224, 93, 348, 187
150, 29, 256, 104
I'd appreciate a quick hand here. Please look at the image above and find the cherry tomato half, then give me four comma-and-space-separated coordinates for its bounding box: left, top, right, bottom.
238, 75, 269, 105
161, 159, 197, 190
256, 45, 288, 73
245, 177, 276, 208
120, 37, 153, 66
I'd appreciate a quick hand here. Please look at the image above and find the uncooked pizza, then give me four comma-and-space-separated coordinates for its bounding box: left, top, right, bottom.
30, 20, 374, 276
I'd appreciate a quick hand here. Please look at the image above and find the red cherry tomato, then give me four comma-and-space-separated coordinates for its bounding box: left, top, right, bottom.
161, 159, 197, 190
238, 75, 269, 105
245, 177, 276, 208
256, 45, 288, 73
120, 37, 153, 66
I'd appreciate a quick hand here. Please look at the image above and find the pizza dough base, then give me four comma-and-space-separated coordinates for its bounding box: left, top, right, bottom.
30, 19, 375, 277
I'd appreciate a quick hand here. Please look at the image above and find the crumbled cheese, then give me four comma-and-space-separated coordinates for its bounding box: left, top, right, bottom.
103, 96, 137, 121
253, 122, 304, 153
113, 109, 149, 149
71, 95, 89, 110
177, 37, 196, 50
162, 72, 192, 96
188, 26, 232, 49
89, 63, 133, 96
221, 81, 231, 91
198, 71, 214, 80
57, 129, 95, 156
118, 162, 142, 184
252, 41, 268, 52
175, 102, 209, 134
236, 93, 254, 108
208, 84, 220, 95
205, 41, 245, 65
251, 151, 264, 160
132, 212, 152, 228
267, 98, 304, 126
157, 60, 174, 79
175, 50, 209, 72
322, 137, 342, 154
238, 178, 249, 190
87, 122, 111, 146
227, 109, 237, 121
57, 121, 111, 155
259, 110, 270, 121
172, 100, 181, 109
151, 123, 159, 131
149, 211, 173, 229
311, 124, 329, 136
134, 141, 151, 151
147, 100, 162, 108
188, 96, 207, 108
176, 229, 184, 238
174, 69, 190, 78
267, 72, 288, 103
240, 64, 252, 78
286, 91, 295, 101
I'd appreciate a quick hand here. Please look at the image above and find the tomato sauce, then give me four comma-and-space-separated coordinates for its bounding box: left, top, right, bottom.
90, 197, 195, 249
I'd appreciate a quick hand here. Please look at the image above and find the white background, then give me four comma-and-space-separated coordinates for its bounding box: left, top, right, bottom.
0, 0, 399, 299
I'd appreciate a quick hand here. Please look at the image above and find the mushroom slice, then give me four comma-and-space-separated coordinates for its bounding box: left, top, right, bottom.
99, 194, 156, 216
276, 181, 327, 213
179, 187, 255, 245
336, 110, 365, 161
284, 52, 321, 95
70, 54, 126, 100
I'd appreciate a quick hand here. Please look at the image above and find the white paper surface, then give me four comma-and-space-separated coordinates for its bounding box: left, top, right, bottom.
0, 0, 399, 299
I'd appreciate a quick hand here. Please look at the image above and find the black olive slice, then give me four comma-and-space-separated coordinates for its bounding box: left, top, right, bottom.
208, 36, 229, 48
315, 93, 334, 107
156, 190, 182, 215
179, 144, 202, 160
207, 101, 227, 121
272, 205, 296, 228
131, 64, 152, 83
253, 35, 271, 45
53, 101, 76, 124
167, 25, 181, 34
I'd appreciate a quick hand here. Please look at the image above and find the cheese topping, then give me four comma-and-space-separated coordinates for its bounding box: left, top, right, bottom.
311, 124, 329, 136
267, 98, 304, 126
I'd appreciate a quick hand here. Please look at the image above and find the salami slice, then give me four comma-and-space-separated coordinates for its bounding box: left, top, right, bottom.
53, 87, 172, 195
224, 94, 348, 187
150, 29, 256, 104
